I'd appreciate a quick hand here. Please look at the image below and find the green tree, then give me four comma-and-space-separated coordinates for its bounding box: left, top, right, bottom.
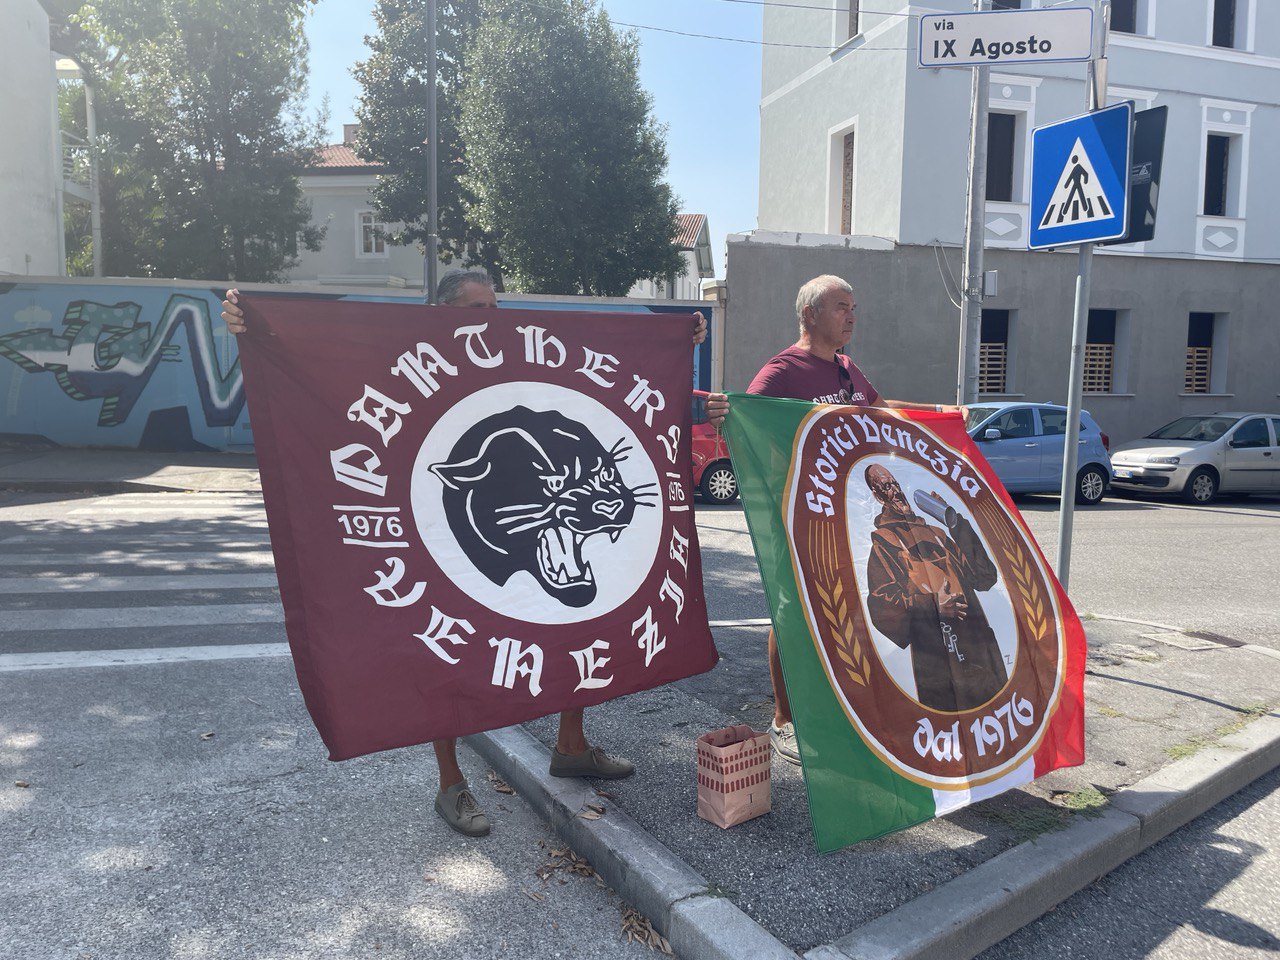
459, 0, 683, 296
72, 0, 326, 281
353, 0, 503, 281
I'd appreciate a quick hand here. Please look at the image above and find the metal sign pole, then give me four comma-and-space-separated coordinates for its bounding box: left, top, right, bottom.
956, 0, 991, 406
1055, 1, 1110, 591
425, 0, 440, 305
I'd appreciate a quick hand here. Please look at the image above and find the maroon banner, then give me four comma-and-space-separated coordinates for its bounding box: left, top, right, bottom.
238, 296, 718, 760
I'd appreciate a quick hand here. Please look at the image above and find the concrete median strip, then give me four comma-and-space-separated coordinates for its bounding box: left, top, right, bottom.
470, 711, 1280, 960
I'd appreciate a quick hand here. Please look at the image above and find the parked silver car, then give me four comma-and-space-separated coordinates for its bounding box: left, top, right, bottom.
1109, 412, 1280, 504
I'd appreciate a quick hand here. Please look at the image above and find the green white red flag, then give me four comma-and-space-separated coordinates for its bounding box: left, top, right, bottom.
724, 395, 1085, 851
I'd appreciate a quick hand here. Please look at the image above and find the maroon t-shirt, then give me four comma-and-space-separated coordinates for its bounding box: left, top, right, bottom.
746, 346, 879, 405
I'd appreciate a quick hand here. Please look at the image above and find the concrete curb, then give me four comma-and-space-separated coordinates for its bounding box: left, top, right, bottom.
815, 710, 1280, 960
0, 479, 191, 494
466, 726, 800, 960
472, 711, 1279, 960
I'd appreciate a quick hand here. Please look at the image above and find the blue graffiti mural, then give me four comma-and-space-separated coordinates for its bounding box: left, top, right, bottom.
0, 294, 243, 428
0, 279, 715, 451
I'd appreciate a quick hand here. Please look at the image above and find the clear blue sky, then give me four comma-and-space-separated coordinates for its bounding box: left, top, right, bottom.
301, 0, 763, 277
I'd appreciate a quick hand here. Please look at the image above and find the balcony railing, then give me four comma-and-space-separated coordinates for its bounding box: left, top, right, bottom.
61, 131, 94, 189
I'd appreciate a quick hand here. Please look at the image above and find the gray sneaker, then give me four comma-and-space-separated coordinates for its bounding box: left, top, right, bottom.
549, 746, 635, 780
434, 781, 491, 837
770, 722, 801, 765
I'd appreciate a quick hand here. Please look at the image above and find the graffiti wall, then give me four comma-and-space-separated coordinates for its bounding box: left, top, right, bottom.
0, 278, 715, 452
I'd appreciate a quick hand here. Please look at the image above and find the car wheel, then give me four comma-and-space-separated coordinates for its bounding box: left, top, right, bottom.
1075, 466, 1107, 505
1181, 467, 1218, 505
699, 461, 738, 504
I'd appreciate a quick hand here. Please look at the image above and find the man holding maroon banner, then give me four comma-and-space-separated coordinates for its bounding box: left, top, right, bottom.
223, 271, 728, 838
743, 274, 965, 764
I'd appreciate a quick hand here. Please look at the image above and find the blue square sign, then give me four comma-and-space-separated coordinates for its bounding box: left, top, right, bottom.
1029, 102, 1133, 249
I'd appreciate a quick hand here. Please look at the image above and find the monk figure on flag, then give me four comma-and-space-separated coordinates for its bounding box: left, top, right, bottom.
863, 464, 1008, 712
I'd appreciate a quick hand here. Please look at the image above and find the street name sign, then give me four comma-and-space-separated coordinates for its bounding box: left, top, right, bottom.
1029, 102, 1133, 250
918, 7, 1095, 68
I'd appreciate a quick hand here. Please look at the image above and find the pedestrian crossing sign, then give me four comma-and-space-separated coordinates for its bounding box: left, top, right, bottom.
1029, 102, 1132, 249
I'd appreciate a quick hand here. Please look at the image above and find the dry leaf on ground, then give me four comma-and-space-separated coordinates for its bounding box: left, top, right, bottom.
486, 770, 516, 795
578, 802, 606, 821
621, 905, 672, 954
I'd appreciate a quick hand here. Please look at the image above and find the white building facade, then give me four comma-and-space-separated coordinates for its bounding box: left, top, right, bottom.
731, 0, 1280, 442
1, 0, 63, 277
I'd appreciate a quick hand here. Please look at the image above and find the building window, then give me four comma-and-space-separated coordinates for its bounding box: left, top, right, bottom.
840, 131, 855, 234
1084, 310, 1117, 394
979, 309, 1010, 395
1185, 312, 1230, 393
358, 211, 387, 257
1111, 0, 1137, 33
987, 112, 1018, 203
1212, 0, 1238, 48
1202, 133, 1242, 217
1185, 313, 1214, 393
991, 0, 1022, 9
833, 0, 859, 42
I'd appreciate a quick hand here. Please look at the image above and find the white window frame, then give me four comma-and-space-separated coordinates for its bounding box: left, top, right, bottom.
983, 75, 1038, 249
1196, 98, 1252, 258
1109, 0, 1157, 38
356, 210, 389, 259
1205, 0, 1255, 52
831, 0, 860, 48
824, 115, 858, 236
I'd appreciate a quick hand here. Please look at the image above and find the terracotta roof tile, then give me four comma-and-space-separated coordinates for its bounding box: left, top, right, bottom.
674, 213, 706, 249
308, 143, 382, 170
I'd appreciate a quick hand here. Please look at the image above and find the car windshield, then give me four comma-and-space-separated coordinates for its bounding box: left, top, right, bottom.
965, 406, 1002, 430
1145, 416, 1239, 442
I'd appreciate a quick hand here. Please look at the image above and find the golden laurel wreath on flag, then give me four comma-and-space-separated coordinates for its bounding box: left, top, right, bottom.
977, 499, 1050, 645
808, 519, 874, 688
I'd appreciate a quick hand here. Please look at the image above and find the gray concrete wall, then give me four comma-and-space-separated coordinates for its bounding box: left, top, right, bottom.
723, 234, 1280, 445
1, 0, 61, 277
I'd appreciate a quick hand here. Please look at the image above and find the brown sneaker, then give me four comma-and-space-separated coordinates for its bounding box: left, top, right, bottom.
549, 746, 635, 780
434, 781, 491, 837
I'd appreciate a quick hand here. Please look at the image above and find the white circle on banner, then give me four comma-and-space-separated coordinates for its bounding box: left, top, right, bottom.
410, 382, 663, 625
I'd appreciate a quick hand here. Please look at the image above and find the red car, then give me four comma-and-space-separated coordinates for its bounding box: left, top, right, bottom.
692, 391, 738, 504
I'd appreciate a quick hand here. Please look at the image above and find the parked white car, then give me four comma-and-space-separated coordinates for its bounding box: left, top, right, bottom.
1109, 413, 1280, 504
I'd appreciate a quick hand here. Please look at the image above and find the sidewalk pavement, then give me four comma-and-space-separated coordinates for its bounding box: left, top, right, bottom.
0, 447, 261, 494
5, 446, 1279, 960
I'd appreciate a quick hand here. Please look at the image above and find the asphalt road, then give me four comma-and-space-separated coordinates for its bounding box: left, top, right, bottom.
1, 487, 1276, 959
0, 490, 664, 960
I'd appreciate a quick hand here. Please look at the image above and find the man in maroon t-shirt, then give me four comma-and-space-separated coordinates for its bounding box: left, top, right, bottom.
745, 274, 965, 764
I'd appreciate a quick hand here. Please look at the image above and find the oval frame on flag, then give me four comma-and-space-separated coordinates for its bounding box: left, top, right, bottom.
784, 406, 1067, 790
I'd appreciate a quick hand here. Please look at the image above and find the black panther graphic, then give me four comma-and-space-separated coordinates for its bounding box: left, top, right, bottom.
429, 406, 654, 608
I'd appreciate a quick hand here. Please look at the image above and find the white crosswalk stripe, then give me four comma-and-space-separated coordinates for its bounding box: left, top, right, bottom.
0, 492, 286, 665
3, 603, 283, 632
0, 573, 279, 593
